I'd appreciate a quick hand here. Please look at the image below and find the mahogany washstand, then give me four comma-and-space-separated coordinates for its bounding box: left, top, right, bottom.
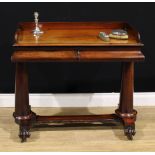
11, 22, 145, 142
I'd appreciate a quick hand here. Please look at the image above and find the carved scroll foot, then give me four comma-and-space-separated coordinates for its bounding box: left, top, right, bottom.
13, 111, 36, 142
115, 109, 137, 140
124, 124, 136, 140
19, 125, 31, 142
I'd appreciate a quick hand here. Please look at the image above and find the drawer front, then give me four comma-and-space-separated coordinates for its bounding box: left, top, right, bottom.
79, 50, 144, 61
12, 51, 76, 62
12, 50, 144, 62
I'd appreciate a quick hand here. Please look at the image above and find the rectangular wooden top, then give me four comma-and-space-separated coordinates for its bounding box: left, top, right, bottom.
13, 22, 143, 47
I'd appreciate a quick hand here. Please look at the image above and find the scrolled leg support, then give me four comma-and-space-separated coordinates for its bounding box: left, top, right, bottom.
124, 123, 135, 140
13, 111, 36, 142
19, 125, 31, 142
115, 109, 137, 140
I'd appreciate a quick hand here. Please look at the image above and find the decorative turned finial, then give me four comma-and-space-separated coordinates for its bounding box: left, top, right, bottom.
33, 11, 43, 36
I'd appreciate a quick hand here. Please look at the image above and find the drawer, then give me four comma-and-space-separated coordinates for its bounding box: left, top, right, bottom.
11, 50, 144, 62
79, 50, 144, 61
11, 51, 77, 62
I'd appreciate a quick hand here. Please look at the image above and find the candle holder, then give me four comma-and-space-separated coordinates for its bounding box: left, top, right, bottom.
33, 12, 43, 36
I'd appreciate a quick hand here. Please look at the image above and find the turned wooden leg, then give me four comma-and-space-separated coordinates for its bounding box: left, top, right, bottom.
13, 63, 36, 142
115, 62, 136, 140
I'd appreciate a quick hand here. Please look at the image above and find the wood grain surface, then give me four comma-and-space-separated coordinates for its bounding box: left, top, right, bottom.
14, 22, 143, 47
11, 51, 144, 62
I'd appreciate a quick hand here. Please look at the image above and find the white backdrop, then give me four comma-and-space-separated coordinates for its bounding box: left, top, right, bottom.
0, 92, 154, 107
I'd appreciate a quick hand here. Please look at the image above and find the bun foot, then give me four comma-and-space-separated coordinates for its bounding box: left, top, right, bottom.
19, 126, 30, 142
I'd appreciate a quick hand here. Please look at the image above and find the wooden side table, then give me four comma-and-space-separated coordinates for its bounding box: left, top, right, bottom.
11, 22, 144, 142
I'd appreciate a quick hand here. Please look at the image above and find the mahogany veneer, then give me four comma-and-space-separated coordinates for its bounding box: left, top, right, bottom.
12, 22, 144, 142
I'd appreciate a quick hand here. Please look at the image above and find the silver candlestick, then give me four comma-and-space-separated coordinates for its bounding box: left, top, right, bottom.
33, 12, 43, 36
